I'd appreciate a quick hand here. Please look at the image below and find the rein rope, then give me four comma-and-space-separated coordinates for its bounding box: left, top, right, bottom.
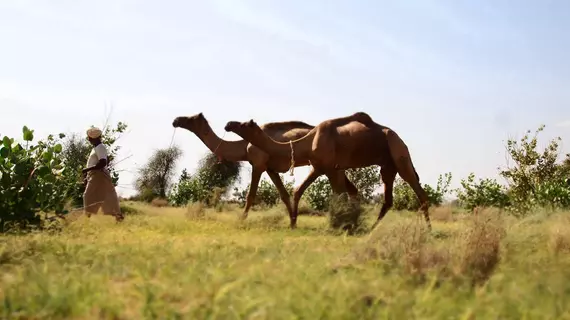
289, 140, 295, 176
213, 132, 226, 163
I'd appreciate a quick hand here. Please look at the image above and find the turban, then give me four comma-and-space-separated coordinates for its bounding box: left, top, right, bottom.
86, 127, 102, 139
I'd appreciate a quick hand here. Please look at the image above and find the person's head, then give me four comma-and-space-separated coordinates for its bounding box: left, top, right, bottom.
86, 126, 102, 146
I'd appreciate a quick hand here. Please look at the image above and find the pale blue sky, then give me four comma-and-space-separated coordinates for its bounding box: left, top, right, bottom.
1, 0, 569, 197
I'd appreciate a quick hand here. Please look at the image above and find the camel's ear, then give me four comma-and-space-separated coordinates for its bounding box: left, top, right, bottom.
247, 119, 255, 126
198, 112, 204, 118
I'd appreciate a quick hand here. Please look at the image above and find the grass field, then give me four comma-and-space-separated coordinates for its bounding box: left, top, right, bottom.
2, 203, 570, 319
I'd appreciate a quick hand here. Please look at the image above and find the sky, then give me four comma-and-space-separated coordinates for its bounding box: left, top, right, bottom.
1, 0, 569, 197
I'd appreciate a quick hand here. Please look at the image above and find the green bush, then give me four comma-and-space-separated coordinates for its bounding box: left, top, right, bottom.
305, 176, 333, 211
498, 124, 570, 214
392, 173, 452, 211
232, 176, 294, 208
327, 193, 366, 235
455, 173, 511, 210
169, 153, 242, 207
0, 127, 74, 232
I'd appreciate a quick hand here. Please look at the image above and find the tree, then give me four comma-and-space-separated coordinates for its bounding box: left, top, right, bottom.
499, 124, 570, 213
135, 145, 183, 200
232, 175, 294, 208
345, 166, 382, 202
455, 173, 511, 210
168, 152, 243, 206
304, 167, 382, 211
392, 173, 452, 211
0, 127, 72, 232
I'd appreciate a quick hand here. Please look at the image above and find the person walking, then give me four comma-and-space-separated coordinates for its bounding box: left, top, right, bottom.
82, 126, 124, 222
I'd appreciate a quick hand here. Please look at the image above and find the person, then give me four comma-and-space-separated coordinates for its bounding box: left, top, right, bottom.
82, 126, 124, 222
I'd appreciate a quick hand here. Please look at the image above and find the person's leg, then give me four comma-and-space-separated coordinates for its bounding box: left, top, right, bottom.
83, 172, 103, 217
100, 173, 124, 222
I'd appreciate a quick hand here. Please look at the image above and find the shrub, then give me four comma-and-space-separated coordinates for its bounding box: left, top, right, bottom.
305, 176, 333, 211
499, 124, 570, 214
169, 153, 243, 207
232, 176, 294, 208
392, 173, 452, 211
455, 173, 511, 211
0, 127, 75, 232
328, 193, 366, 235
150, 198, 169, 207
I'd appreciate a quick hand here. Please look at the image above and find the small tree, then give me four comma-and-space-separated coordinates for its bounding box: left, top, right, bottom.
345, 166, 382, 202
168, 152, 242, 206
499, 125, 570, 213
232, 175, 294, 208
0, 127, 73, 232
305, 176, 333, 211
135, 145, 183, 201
304, 167, 382, 211
392, 173, 452, 211
455, 173, 511, 210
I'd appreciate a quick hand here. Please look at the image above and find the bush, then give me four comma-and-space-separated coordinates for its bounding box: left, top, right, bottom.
455, 173, 511, 211
232, 175, 294, 208
304, 167, 383, 211
499, 124, 570, 214
328, 193, 366, 235
0, 127, 75, 232
150, 198, 169, 207
169, 153, 242, 207
392, 173, 452, 211
305, 176, 333, 211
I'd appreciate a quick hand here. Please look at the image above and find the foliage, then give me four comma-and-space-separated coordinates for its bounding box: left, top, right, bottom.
135, 145, 183, 201
305, 175, 334, 211
327, 193, 366, 235
304, 167, 382, 211
168, 152, 242, 206
0, 127, 73, 232
499, 125, 570, 214
345, 166, 382, 202
168, 169, 193, 206
61, 122, 128, 206
232, 175, 294, 208
392, 172, 452, 211
455, 173, 511, 210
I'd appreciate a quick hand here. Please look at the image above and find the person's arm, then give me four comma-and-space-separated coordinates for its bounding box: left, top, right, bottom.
83, 145, 108, 174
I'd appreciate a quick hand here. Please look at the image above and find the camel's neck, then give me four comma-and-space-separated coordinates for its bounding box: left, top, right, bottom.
247, 130, 314, 160
191, 126, 248, 162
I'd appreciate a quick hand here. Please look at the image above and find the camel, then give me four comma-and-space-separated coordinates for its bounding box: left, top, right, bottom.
224, 112, 432, 230
172, 113, 360, 227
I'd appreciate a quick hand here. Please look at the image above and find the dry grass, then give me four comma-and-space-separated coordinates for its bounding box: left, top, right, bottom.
150, 198, 169, 207
337, 208, 505, 287
2, 203, 570, 319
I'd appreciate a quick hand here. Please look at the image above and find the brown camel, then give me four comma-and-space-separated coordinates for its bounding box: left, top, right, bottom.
224, 111, 431, 230
172, 113, 359, 227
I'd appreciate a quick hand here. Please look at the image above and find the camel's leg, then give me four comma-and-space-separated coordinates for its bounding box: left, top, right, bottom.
291, 167, 324, 228
243, 167, 263, 220
384, 129, 431, 229
338, 170, 359, 200
394, 158, 431, 230
371, 165, 397, 230
266, 170, 294, 221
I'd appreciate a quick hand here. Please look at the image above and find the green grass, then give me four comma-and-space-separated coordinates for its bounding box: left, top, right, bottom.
2, 203, 570, 319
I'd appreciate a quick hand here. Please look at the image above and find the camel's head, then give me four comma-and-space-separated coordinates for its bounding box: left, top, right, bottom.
224, 119, 262, 140
172, 113, 208, 133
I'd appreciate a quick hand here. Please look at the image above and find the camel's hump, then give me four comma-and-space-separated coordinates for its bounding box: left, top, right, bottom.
261, 121, 314, 131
